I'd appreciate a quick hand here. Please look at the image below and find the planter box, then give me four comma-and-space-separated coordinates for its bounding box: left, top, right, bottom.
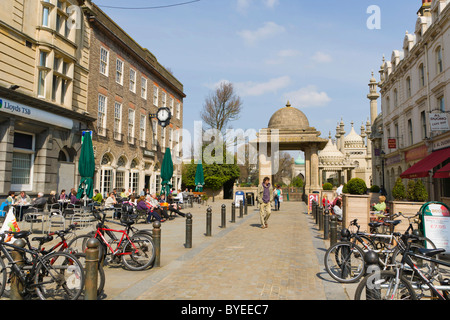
342, 194, 370, 232
388, 201, 425, 234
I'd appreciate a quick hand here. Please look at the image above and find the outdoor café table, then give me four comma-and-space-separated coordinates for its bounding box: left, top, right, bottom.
15, 204, 30, 222
58, 199, 70, 210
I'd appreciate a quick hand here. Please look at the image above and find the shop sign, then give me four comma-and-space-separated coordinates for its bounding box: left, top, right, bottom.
0, 97, 73, 129
308, 193, 320, 214
429, 113, 449, 131
404, 145, 428, 163
422, 202, 450, 253
433, 136, 450, 151
388, 138, 396, 149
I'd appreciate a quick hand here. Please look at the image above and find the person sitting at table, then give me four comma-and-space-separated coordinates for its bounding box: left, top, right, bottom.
92, 189, 103, 206
16, 191, 31, 205
6, 191, 16, 205
69, 188, 79, 204
167, 194, 187, 218
372, 195, 387, 212
31, 192, 47, 208
104, 192, 117, 207
47, 191, 58, 205
58, 189, 67, 201
175, 189, 184, 206
146, 194, 170, 220
136, 196, 164, 223
333, 198, 343, 222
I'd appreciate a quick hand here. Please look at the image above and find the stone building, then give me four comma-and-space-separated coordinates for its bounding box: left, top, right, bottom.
85, 2, 186, 197
372, 0, 450, 202
0, 0, 94, 197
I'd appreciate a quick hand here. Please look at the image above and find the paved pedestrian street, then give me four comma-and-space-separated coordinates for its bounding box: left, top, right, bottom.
101, 200, 357, 302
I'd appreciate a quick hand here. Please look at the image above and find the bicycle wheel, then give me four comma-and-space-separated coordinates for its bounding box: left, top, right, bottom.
0, 257, 7, 297
324, 241, 366, 283
34, 251, 85, 300
73, 252, 105, 297
354, 270, 417, 300
121, 233, 155, 271
391, 242, 437, 281
68, 234, 106, 262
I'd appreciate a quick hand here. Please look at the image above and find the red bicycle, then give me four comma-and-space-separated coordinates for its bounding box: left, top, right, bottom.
68, 209, 155, 271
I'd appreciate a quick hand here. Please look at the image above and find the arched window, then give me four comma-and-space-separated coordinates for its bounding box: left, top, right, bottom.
436, 46, 443, 74
419, 63, 425, 87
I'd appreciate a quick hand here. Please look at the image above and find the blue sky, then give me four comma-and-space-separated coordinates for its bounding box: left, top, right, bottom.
92, 0, 422, 160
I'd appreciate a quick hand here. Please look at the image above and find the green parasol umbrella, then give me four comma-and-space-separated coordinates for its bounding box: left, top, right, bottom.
194, 162, 205, 192
160, 147, 173, 197
77, 131, 95, 201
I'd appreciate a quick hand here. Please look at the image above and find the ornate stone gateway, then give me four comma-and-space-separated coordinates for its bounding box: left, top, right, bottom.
257, 102, 328, 195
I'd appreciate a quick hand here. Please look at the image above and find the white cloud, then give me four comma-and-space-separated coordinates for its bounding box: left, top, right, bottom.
263, 0, 279, 8
236, 0, 279, 12
237, 22, 285, 46
265, 49, 301, 64
284, 85, 331, 107
235, 76, 291, 97
311, 51, 333, 63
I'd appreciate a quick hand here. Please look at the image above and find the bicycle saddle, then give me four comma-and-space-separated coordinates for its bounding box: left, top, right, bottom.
32, 235, 54, 245
6, 230, 31, 239
384, 220, 401, 226
418, 248, 446, 257
368, 222, 383, 228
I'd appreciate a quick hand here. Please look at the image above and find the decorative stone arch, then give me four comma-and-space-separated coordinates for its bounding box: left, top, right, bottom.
256, 102, 328, 195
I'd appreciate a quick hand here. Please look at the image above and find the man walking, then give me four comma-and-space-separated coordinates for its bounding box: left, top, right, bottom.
258, 177, 273, 229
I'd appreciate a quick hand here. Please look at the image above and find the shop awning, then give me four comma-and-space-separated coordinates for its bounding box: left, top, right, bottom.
434, 162, 450, 179
400, 148, 450, 179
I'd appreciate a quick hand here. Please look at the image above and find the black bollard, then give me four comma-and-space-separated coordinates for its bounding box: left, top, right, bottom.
364, 251, 381, 300
314, 201, 318, 224
231, 202, 236, 223
324, 209, 330, 240
10, 239, 26, 300
319, 206, 324, 231
206, 207, 212, 236
221, 204, 226, 228
153, 221, 161, 267
85, 238, 100, 300
185, 213, 192, 248
238, 200, 243, 218
330, 214, 337, 246
244, 200, 248, 215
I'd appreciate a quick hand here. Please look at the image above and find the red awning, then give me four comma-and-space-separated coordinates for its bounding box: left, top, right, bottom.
434, 162, 450, 178
400, 148, 450, 179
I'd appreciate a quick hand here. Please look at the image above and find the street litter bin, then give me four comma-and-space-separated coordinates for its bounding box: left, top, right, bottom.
246, 192, 255, 206
235, 191, 245, 207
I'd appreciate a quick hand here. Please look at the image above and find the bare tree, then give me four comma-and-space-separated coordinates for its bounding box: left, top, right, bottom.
201, 82, 243, 133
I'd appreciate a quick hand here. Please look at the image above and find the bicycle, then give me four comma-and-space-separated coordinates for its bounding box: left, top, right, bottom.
354, 234, 450, 300
1, 224, 105, 298
68, 208, 155, 271
0, 230, 85, 300
324, 215, 436, 283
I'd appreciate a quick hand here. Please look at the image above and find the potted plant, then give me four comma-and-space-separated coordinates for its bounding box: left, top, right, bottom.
390, 179, 428, 233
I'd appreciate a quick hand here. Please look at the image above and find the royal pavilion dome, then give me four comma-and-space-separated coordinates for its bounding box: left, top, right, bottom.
344, 122, 365, 148
319, 135, 345, 165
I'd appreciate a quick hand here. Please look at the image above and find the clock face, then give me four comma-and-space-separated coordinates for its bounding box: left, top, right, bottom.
157, 108, 170, 121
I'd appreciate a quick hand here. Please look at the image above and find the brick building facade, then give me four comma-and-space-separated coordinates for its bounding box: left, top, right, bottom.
86, 3, 185, 197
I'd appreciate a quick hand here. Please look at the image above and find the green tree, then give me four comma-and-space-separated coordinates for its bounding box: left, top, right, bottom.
406, 180, 416, 201
291, 176, 303, 188
346, 178, 367, 195
392, 178, 406, 200
322, 182, 333, 190
413, 179, 428, 202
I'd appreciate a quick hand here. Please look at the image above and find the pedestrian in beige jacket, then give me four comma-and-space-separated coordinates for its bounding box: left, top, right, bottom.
257, 177, 274, 229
